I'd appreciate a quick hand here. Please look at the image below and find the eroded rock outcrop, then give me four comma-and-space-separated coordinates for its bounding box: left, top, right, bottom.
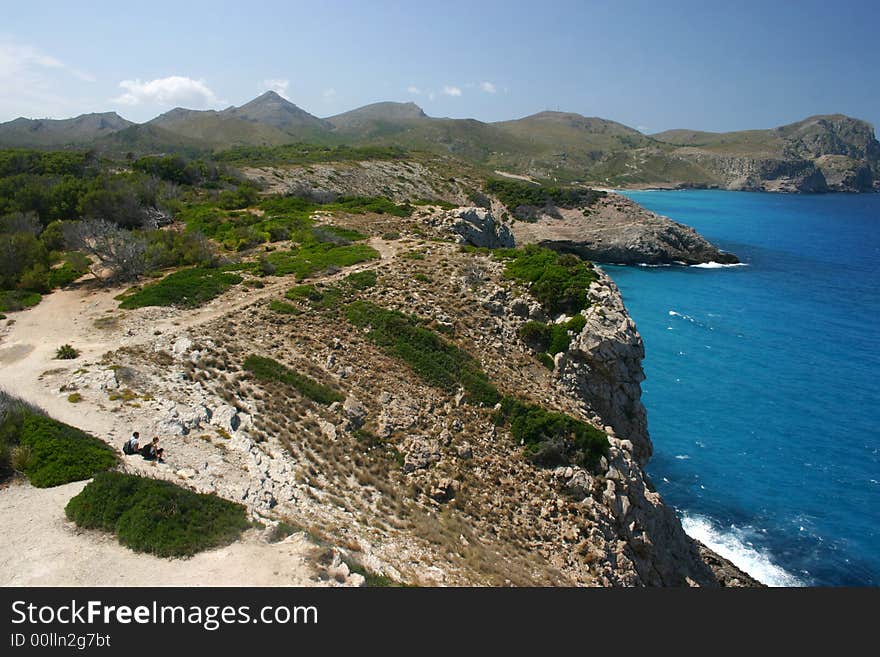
432, 206, 515, 248
511, 194, 738, 265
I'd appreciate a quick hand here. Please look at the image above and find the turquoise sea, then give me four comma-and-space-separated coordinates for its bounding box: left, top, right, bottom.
606, 190, 880, 586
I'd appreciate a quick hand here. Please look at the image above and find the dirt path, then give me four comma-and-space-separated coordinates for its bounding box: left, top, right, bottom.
0, 480, 321, 586
0, 245, 398, 587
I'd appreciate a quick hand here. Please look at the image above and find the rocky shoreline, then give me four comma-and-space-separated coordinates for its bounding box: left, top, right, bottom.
509, 193, 739, 266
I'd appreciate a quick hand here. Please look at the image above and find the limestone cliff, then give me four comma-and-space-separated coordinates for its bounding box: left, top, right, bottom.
510, 194, 739, 265
653, 115, 880, 193
36, 212, 756, 586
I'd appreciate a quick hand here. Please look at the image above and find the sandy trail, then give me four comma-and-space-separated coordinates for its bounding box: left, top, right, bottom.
0, 480, 320, 586
0, 244, 398, 587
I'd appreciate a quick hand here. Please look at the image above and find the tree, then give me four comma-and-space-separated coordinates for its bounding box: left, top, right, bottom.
63, 218, 147, 283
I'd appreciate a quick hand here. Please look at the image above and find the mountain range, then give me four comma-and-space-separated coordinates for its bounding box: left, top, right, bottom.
2, 91, 878, 192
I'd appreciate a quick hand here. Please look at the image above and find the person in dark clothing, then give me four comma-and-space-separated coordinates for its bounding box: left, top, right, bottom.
140, 436, 165, 463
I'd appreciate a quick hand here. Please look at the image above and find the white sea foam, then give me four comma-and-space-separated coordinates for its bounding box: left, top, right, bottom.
675, 454, 690, 460
690, 261, 749, 269
681, 513, 805, 587
668, 310, 696, 322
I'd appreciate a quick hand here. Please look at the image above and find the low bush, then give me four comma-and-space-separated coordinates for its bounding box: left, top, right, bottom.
494, 397, 609, 468
485, 179, 605, 220
265, 243, 379, 278
0, 398, 117, 486
55, 344, 80, 359
268, 300, 300, 315
118, 267, 242, 309
0, 290, 41, 312
243, 355, 343, 405
65, 472, 250, 557
285, 284, 345, 311
345, 300, 499, 405
344, 270, 377, 290
495, 245, 597, 315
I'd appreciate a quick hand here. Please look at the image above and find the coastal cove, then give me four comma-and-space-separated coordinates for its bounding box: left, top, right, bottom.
607, 190, 880, 586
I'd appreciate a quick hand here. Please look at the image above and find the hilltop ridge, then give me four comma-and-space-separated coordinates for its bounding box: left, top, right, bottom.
0, 94, 877, 192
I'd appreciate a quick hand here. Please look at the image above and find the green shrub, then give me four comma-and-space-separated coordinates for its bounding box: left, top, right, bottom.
494, 397, 608, 468
47, 252, 90, 288
55, 344, 79, 359
10, 445, 33, 471
0, 290, 41, 312
267, 521, 301, 543
344, 270, 377, 290
345, 300, 499, 405
243, 355, 343, 405
118, 267, 242, 309
268, 300, 300, 315
4, 413, 118, 487
495, 245, 597, 315
485, 179, 605, 220
214, 143, 407, 167
67, 393, 83, 403
65, 472, 250, 557
537, 352, 555, 369
519, 321, 551, 351
313, 225, 367, 242
285, 284, 345, 311
520, 313, 588, 361
265, 243, 379, 278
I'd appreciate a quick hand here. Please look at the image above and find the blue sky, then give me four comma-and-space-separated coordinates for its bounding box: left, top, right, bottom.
2, 0, 878, 133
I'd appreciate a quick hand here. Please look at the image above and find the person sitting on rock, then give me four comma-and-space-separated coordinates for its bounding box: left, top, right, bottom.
140, 436, 165, 463
122, 431, 140, 455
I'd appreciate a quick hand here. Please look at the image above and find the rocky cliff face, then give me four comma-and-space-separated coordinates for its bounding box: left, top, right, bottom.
511, 194, 739, 265
43, 222, 756, 586
665, 115, 880, 193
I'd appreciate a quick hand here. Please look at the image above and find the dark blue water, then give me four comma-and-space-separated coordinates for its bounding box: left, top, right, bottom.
606, 190, 880, 586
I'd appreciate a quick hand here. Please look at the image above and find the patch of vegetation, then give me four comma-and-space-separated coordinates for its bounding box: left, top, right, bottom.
243, 355, 343, 405
519, 314, 587, 356
413, 273, 431, 283
344, 269, 377, 290
268, 299, 300, 315
345, 300, 499, 405
402, 250, 425, 260
67, 393, 83, 403
55, 344, 80, 360
313, 225, 367, 242
0, 290, 41, 312
267, 521, 301, 543
343, 557, 406, 587
485, 178, 605, 221
494, 397, 609, 468
265, 242, 379, 278
285, 284, 345, 311
118, 267, 242, 309
214, 143, 408, 167
0, 398, 117, 487
65, 472, 250, 557
494, 245, 597, 315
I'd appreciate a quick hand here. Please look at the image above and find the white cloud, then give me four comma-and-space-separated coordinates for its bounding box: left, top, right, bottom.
114, 76, 225, 108
261, 78, 290, 99
406, 85, 422, 95
322, 88, 336, 98
442, 85, 462, 97
479, 81, 496, 94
